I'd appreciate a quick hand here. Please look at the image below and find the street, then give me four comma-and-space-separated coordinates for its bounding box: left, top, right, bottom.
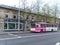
0, 31, 60, 45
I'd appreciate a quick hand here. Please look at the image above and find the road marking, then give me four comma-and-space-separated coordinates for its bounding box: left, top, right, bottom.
8, 33, 19, 37
0, 32, 60, 41
55, 42, 60, 45
0, 36, 22, 41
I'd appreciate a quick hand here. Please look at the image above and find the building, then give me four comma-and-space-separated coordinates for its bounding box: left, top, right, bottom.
0, 5, 24, 31
0, 5, 59, 31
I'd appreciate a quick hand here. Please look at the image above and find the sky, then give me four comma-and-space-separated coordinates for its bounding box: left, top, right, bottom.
0, 0, 60, 18
0, 0, 60, 7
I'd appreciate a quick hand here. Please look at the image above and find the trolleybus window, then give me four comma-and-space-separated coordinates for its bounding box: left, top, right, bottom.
31, 24, 35, 28
41, 24, 46, 27
36, 25, 39, 27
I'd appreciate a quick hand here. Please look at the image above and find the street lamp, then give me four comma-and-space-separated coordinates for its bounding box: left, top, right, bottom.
18, 0, 20, 31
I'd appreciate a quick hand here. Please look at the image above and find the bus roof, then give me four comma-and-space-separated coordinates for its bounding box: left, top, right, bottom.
31, 21, 58, 25
31, 21, 48, 24
48, 23, 58, 25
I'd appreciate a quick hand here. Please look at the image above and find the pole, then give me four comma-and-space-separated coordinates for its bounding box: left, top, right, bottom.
18, 0, 20, 31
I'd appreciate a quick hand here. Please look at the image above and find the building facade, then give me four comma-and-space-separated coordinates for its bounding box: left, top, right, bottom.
0, 5, 24, 31
0, 5, 59, 31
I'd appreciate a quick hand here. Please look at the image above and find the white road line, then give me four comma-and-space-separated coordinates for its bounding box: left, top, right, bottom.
0, 36, 22, 41
55, 42, 60, 45
0, 32, 60, 41
8, 33, 19, 37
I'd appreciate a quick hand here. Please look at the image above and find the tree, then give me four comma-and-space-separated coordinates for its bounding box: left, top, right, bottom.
21, 0, 28, 31
51, 3, 59, 23
51, 3, 60, 23
31, 0, 43, 21
21, 0, 36, 31
42, 3, 51, 22
34, 0, 43, 14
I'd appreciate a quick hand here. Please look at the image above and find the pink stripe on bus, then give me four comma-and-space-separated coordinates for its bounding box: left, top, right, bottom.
35, 27, 46, 32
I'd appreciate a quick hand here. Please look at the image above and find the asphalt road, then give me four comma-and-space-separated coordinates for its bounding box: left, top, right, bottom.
0, 31, 60, 45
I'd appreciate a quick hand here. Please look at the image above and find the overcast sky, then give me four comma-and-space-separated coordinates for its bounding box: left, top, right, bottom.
0, 0, 60, 7
0, 0, 60, 18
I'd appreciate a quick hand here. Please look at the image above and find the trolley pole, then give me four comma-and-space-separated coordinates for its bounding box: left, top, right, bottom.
18, 0, 20, 31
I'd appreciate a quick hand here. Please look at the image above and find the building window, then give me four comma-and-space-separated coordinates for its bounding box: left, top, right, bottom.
8, 23, 15, 29
5, 14, 8, 18
13, 15, 16, 18
13, 12, 17, 19
19, 23, 23, 30
4, 23, 7, 29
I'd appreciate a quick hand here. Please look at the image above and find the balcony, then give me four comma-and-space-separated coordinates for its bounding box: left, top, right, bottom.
4, 18, 25, 23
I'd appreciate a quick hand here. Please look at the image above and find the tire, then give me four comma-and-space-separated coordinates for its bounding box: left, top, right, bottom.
40, 29, 43, 33
51, 29, 53, 32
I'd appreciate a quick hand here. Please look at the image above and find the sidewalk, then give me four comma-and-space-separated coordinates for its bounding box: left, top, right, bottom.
0, 30, 60, 35
0, 30, 30, 34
